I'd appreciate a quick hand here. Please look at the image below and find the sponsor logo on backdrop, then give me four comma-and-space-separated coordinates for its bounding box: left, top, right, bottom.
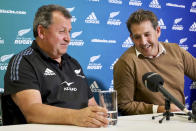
0, 53, 14, 70
14, 28, 33, 44
91, 38, 116, 44
190, 2, 196, 13
0, 9, 26, 15
89, 0, 100, 2
67, 7, 77, 23
129, 0, 142, 6
0, 37, 4, 44
179, 38, 188, 50
149, 0, 161, 9
85, 12, 100, 24
70, 31, 84, 46
164, 39, 169, 43
193, 44, 196, 47
122, 37, 134, 48
87, 55, 102, 70
158, 18, 166, 29
108, 0, 122, 4
107, 11, 121, 26
189, 22, 196, 32
110, 79, 113, 88
172, 18, 184, 31
110, 58, 118, 70
190, 81, 196, 89
166, 3, 185, 8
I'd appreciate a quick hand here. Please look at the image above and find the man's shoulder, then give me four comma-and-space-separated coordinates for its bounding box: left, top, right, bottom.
10, 46, 35, 63
120, 46, 136, 60
161, 42, 180, 50
115, 46, 137, 68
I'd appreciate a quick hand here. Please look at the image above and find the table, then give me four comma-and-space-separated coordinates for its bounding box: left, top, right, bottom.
0, 113, 195, 131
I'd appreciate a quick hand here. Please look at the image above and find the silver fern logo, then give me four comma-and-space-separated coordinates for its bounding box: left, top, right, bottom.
67, 7, 75, 12
172, 18, 183, 30
0, 53, 14, 70
107, 11, 121, 26
179, 38, 187, 44
109, 11, 120, 18
71, 31, 82, 39
70, 31, 84, 46
0, 54, 14, 62
87, 55, 102, 70
174, 18, 182, 24
179, 38, 188, 50
15, 28, 33, 44
90, 55, 101, 63
17, 28, 31, 37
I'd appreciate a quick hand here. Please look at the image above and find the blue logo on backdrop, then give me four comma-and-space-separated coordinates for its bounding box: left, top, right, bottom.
149, 0, 161, 9
179, 38, 189, 50
172, 18, 184, 31
107, 11, 121, 26
70, 31, 84, 46
190, 2, 196, 13
14, 28, 33, 44
87, 55, 102, 70
67, 7, 77, 23
85, 12, 100, 24
129, 0, 142, 6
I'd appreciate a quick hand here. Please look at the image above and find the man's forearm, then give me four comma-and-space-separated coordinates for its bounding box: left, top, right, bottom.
24, 103, 76, 125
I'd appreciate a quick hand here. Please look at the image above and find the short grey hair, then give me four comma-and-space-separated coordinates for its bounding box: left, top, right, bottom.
33, 4, 72, 37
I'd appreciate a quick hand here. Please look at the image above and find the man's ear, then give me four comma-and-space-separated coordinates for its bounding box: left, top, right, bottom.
156, 26, 161, 38
37, 25, 45, 39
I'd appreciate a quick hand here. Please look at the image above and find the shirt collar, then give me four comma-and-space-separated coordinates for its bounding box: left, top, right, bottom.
31, 40, 69, 62
135, 42, 166, 58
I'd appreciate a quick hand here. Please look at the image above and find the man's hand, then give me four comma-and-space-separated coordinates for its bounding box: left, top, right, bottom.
72, 106, 109, 128
157, 104, 181, 113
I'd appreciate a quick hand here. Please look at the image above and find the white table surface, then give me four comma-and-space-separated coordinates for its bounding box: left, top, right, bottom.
0, 113, 196, 131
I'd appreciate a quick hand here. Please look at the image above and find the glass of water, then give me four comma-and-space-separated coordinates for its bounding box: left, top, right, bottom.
98, 90, 118, 126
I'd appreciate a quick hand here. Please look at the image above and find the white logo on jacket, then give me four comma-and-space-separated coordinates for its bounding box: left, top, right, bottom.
44, 68, 56, 76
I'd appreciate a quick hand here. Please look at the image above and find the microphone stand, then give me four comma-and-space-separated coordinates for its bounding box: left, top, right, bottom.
152, 98, 191, 123
152, 98, 174, 123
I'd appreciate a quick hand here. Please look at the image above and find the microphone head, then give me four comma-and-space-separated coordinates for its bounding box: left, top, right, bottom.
142, 72, 164, 92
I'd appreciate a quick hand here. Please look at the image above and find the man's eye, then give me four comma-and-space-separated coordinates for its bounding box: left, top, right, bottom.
134, 36, 140, 40
145, 33, 151, 37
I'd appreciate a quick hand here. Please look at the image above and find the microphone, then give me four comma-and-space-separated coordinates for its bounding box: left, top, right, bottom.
142, 72, 195, 120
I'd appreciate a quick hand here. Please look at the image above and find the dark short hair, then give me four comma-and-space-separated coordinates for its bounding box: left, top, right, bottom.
126, 9, 158, 34
33, 4, 72, 37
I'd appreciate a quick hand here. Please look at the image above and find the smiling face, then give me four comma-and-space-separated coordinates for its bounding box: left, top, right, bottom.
130, 20, 161, 57
37, 11, 72, 60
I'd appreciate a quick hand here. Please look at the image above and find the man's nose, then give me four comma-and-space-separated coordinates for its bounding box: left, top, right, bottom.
140, 36, 147, 45
64, 32, 71, 42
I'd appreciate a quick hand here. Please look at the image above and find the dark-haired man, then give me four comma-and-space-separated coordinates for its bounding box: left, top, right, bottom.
114, 9, 196, 115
